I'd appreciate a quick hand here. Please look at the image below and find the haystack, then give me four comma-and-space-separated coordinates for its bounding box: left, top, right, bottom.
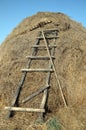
0, 12, 86, 130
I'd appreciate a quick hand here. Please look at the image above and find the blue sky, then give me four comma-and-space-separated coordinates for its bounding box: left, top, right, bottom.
0, 0, 86, 44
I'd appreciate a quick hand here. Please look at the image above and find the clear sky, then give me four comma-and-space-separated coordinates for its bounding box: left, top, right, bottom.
0, 0, 86, 44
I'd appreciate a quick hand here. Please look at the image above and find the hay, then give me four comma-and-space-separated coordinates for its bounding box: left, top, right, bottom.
0, 12, 86, 130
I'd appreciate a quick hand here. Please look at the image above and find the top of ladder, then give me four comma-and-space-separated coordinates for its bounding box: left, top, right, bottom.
39, 28, 59, 33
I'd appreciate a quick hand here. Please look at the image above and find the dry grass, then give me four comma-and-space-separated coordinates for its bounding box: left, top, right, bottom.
0, 12, 86, 130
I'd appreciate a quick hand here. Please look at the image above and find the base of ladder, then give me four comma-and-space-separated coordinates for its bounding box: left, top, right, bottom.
5, 107, 45, 113
21, 68, 54, 72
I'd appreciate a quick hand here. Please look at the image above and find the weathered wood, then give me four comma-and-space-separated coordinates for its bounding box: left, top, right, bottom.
26, 56, 55, 60
7, 38, 40, 118
22, 85, 50, 103
39, 28, 59, 33
38, 40, 56, 120
31, 45, 57, 48
21, 68, 54, 72
42, 30, 67, 107
36, 36, 59, 40
40, 90, 48, 110
5, 107, 45, 113
7, 29, 61, 120
29, 21, 52, 31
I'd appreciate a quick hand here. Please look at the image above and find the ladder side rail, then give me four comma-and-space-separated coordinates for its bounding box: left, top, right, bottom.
38, 38, 56, 121
7, 38, 40, 118
42, 31, 67, 107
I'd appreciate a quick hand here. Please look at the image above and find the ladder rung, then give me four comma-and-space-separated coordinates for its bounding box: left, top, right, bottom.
31, 45, 57, 48
5, 107, 45, 113
26, 56, 55, 60
36, 36, 58, 39
21, 69, 54, 72
40, 28, 59, 33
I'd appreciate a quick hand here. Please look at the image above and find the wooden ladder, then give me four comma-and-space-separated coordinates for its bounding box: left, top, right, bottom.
5, 28, 66, 121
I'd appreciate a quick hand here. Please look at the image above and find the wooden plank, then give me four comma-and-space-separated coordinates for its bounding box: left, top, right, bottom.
29, 21, 52, 31
38, 41, 56, 120
41, 30, 67, 107
40, 28, 59, 33
26, 56, 55, 60
36, 36, 59, 39
5, 107, 45, 113
21, 69, 54, 72
31, 45, 57, 48
22, 85, 50, 103
40, 90, 48, 111
7, 38, 40, 118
